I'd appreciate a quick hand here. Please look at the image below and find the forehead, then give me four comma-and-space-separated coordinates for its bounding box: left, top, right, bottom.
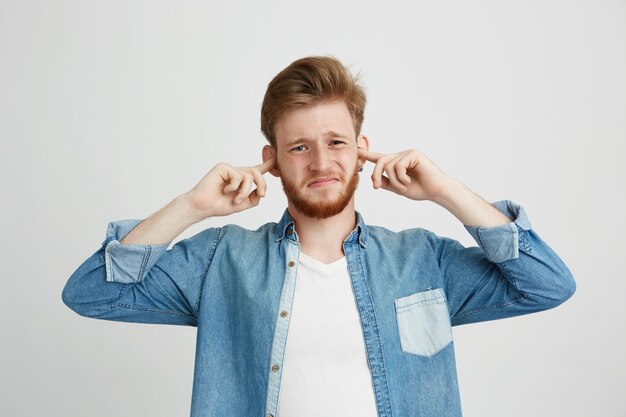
274, 100, 355, 146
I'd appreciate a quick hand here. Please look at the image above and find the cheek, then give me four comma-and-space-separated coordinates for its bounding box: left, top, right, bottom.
340, 154, 358, 167
276, 159, 301, 178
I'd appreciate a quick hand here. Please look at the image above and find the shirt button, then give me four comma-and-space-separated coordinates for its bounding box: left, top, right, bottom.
288, 261, 295, 267
286, 229, 293, 235
271, 364, 280, 372
280, 310, 288, 318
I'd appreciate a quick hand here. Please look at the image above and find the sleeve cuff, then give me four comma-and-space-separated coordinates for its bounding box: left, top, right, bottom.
463, 200, 533, 263
101, 220, 170, 283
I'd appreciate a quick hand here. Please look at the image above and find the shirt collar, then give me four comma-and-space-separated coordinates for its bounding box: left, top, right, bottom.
275, 208, 369, 248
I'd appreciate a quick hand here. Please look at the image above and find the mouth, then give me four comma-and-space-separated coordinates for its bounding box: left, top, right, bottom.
307, 177, 340, 187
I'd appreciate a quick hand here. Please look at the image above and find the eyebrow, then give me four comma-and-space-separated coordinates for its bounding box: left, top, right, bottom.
285, 130, 351, 148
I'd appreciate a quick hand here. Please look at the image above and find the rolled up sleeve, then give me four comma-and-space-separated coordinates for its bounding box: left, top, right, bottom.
62, 219, 221, 325
102, 220, 170, 284
427, 199, 576, 325
463, 200, 533, 263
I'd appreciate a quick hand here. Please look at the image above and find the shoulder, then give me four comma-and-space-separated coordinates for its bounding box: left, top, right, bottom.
221, 221, 276, 235
175, 220, 276, 249
361, 223, 450, 266
363, 221, 464, 256
217, 221, 278, 244
364, 222, 436, 248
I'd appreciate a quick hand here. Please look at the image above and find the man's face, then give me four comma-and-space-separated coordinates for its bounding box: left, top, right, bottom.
268, 99, 367, 219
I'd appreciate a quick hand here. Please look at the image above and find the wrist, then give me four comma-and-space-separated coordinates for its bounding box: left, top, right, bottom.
431, 179, 512, 227
176, 192, 210, 225
119, 195, 201, 246
431, 178, 464, 209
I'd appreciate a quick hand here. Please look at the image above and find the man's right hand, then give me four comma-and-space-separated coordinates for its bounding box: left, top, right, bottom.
185, 157, 276, 220
119, 158, 276, 246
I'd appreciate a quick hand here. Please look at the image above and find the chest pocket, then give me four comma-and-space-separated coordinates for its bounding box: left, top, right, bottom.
394, 288, 453, 357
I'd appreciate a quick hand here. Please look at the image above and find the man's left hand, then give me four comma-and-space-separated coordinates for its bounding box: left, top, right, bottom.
358, 148, 453, 202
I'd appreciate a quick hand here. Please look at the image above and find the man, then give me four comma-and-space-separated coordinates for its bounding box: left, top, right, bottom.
62, 56, 576, 417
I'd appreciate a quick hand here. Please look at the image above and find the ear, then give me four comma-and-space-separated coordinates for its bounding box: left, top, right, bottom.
262, 145, 281, 177
357, 134, 369, 168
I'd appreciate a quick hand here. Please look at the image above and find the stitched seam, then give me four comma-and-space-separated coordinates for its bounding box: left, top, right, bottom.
499, 258, 529, 297
194, 227, 222, 315
475, 227, 495, 262
352, 246, 393, 417
500, 260, 521, 290
454, 293, 528, 319
104, 242, 114, 281
108, 283, 129, 310
137, 245, 151, 281
116, 303, 196, 319
453, 257, 528, 320
401, 339, 453, 358
396, 296, 445, 311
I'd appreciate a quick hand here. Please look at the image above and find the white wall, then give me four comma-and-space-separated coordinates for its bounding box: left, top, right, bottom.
1, 0, 624, 416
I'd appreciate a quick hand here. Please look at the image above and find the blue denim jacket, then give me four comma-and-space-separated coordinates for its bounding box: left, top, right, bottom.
62, 200, 576, 417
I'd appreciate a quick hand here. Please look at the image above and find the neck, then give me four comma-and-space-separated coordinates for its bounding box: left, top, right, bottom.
287, 199, 357, 263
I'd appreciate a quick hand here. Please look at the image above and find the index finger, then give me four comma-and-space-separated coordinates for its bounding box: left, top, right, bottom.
255, 157, 276, 174
358, 148, 384, 163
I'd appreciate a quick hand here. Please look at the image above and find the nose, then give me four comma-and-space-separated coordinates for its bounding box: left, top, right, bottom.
308, 146, 334, 172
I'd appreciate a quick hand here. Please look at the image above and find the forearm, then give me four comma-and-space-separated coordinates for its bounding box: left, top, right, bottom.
433, 179, 512, 227
120, 193, 204, 245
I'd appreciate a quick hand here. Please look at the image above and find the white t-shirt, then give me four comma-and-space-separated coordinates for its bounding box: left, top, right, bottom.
277, 251, 378, 416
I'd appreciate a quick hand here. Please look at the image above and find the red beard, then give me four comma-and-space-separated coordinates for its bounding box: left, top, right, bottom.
279, 162, 360, 219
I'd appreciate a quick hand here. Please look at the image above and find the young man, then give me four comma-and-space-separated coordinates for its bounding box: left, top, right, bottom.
62, 56, 576, 417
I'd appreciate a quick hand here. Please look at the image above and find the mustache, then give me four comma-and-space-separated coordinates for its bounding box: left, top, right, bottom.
273, 161, 359, 185
305, 173, 343, 182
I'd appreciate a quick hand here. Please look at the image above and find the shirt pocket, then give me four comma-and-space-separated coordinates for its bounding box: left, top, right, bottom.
394, 288, 453, 357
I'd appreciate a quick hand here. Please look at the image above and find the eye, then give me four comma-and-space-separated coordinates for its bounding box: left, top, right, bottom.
291, 145, 306, 152
331, 140, 346, 146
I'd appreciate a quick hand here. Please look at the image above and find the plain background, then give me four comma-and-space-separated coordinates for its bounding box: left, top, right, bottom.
1, 0, 624, 416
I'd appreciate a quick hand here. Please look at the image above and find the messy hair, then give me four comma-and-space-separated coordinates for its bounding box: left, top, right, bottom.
260, 55, 367, 148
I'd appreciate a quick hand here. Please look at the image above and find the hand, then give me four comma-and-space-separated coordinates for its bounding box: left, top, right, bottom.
185, 157, 276, 219
358, 148, 453, 202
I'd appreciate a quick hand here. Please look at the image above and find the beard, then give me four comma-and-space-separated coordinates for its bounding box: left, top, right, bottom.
279, 162, 360, 219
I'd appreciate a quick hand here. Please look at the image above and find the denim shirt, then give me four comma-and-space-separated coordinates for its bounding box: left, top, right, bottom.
62, 200, 576, 417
